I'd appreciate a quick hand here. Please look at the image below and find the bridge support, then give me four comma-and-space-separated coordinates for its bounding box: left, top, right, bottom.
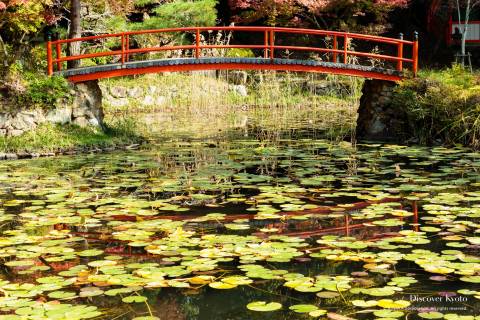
356, 79, 408, 142
71, 80, 104, 128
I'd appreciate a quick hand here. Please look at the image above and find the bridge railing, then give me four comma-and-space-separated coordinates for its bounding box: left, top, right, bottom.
47, 26, 419, 78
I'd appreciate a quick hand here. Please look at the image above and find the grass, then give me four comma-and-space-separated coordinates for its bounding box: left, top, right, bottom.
102, 71, 361, 141
0, 117, 144, 154
392, 65, 480, 148
1, 70, 360, 154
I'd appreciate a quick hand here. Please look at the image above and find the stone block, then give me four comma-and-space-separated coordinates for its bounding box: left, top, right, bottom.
232, 85, 248, 97
155, 96, 167, 106
110, 86, 128, 98
228, 71, 248, 85
73, 116, 89, 127
46, 107, 72, 124
5, 153, 18, 160
147, 85, 158, 95
128, 87, 144, 98
109, 98, 129, 108
142, 95, 155, 106
9, 129, 24, 137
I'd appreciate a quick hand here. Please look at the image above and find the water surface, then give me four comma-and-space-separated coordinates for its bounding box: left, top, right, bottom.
0, 125, 479, 320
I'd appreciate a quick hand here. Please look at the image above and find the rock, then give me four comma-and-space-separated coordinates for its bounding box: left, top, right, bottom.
125, 144, 140, 149
0, 129, 6, 136
0, 113, 9, 129
109, 98, 129, 108
17, 152, 31, 159
73, 106, 94, 119
46, 106, 72, 124
128, 87, 143, 98
73, 116, 89, 127
87, 117, 101, 127
232, 85, 248, 97
155, 96, 167, 106
370, 117, 386, 135
11, 112, 36, 131
42, 152, 55, 157
110, 86, 128, 98
9, 129, 24, 137
142, 95, 155, 106
147, 86, 158, 95
73, 81, 104, 128
229, 71, 248, 85
4, 153, 18, 160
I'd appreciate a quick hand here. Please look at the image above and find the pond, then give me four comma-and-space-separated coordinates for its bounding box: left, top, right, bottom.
0, 123, 479, 320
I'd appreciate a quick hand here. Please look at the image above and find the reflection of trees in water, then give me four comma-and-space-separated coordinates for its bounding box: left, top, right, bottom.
152, 295, 188, 320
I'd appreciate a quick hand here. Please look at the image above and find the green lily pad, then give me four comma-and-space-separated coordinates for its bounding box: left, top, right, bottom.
246, 301, 282, 312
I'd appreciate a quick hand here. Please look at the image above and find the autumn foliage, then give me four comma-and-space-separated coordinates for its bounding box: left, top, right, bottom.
228, 0, 409, 33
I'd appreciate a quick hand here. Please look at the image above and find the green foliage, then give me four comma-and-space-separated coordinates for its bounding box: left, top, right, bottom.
134, 0, 161, 6
0, 0, 53, 34
391, 66, 480, 148
104, 15, 129, 33
225, 48, 255, 58
131, 0, 218, 30
23, 74, 72, 109
0, 0, 54, 72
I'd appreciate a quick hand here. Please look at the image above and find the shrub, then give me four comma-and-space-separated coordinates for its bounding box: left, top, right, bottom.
24, 74, 72, 108
391, 66, 480, 148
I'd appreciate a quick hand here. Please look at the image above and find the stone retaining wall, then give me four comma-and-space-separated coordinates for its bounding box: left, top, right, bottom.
0, 80, 104, 137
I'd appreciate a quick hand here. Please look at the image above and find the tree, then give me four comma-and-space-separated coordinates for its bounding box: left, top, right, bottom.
131, 0, 218, 30
227, 0, 409, 32
67, 0, 81, 68
454, 0, 480, 65
0, 0, 55, 73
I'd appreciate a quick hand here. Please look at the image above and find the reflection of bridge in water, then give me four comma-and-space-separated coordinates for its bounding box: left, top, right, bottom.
50, 197, 419, 262
46, 26, 419, 83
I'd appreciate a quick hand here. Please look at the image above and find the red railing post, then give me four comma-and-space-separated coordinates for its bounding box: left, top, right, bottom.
269, 29, 274, 60
121, 33, 125, 64
413, 31, 419, 77
195, 28, 200, 58
343, 34, 348, 64
126, 35, 130, 62
55, 42, 62, 71
264, 30, 269, 58
397, 33, 404, 72
333, 35, 338, 63
47, 34, 53, 76
345, 214, 350, 236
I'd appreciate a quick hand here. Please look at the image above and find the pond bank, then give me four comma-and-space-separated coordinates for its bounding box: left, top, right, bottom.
1, 72, 360, 156
391, 66, 480, 148
2, 67, 479, 156
0, 120, 145, 158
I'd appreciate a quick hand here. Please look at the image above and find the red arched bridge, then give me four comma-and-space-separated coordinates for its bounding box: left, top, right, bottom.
47, 26, 419, 83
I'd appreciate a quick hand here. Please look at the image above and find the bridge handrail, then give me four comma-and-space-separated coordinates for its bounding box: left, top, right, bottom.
47, 26, 419, 78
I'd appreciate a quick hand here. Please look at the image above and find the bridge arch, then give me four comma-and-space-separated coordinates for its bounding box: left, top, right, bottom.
47, 26, 418, 83
46, 27, 419, 141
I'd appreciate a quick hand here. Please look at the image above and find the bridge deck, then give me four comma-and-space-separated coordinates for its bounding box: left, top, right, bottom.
47, 26, 418, 82
57, 57, 403, 83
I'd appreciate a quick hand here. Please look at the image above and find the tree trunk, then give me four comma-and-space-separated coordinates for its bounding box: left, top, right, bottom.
462, 0, 471, 58
67, 0, 82, 69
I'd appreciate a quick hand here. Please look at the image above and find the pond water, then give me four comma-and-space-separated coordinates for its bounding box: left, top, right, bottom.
0, 124, 479, 320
